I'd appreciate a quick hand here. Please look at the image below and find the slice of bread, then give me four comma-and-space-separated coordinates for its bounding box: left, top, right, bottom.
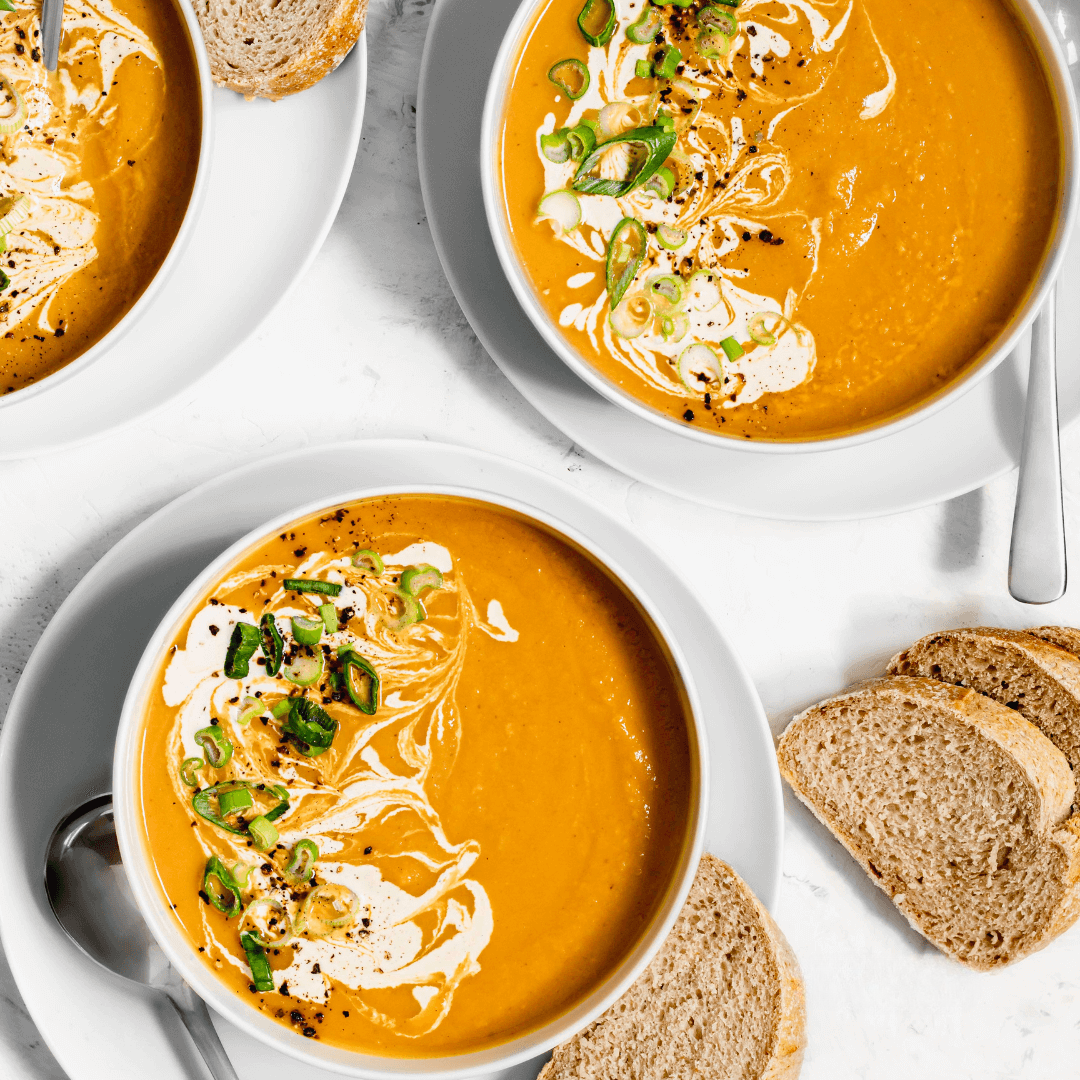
777, 677, 1080, 969
194, 0, 367, 100
1029, 625, 1080, 657
539, 854, 805, 1080
887, 627, 1080, 795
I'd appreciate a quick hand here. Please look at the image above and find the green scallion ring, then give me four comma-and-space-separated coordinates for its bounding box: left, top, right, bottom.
578, 0, 617, 47
626, 5, 661, 43
548, 58, 590, 100
248, 815, 279, 852
224, 621, 261, 679
291, 615, 324, 646
352, 549, 384, 575
284, 838, 320, 885
540, 128, 573, 164
194, 725, 233, 769
180, 757, 203, 787
339, 647, 380, 715
203, 855, 242, 917
259, 613, 284, 676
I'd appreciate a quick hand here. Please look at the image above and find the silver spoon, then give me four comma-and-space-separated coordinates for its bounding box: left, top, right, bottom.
1009, 286, 1067, 603
45, 795, 240, 1080
41, 0, 63, 71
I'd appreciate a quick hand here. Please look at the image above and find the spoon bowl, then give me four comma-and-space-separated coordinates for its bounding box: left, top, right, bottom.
45, 795, 239, 1080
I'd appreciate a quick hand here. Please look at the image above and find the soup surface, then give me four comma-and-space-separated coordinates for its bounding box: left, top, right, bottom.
498, 0, 1061, 440
0, 0, 201, 397
137, 495, 694, 1056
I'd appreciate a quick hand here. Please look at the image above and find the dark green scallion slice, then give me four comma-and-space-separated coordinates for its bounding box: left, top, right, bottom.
241, 931, 275, 993
352, 549, 384, 575
180, 757, 203, 787
192, 782, 290, 836
281, 697, 338, 757
194, 726, 233, 769
203, 855, 242, 917
626, 5, 661, 43
224, 621, 260, 679
271, 698, 293, 719
383, 589, 425, 631
698, 5, 738, 34
567, 120, 598, 162
283, 578, 342, 597
339, 648, 380, 715
0, 2, 14, 14
248, 815, 278, 851
577, 0, 616, 47
259, 613, 284, 676
710, 0, 741, 7
0, 268, 8, 290
573, 125, 677, 197
218, 786, 253, 815
548, 58, 590, 100
606, 218, 647, 309
655, 42, 682, 79
400, 565, 443, 597
644, 165, 675, 199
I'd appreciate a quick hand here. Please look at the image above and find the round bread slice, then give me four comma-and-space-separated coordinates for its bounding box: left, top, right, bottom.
777, 677, 1080, 969
887, 627, 1080, 794
539, 854, 805, 1080
1028, 625, 1080, 657
194, 0, 367, 100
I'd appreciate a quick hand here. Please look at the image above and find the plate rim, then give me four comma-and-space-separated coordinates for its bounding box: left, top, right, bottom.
0, 35, 368, 461
0, 437, 782, 1080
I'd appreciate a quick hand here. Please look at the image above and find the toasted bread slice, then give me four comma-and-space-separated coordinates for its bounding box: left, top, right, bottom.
1029, 625, 1080, 657
777, 677, 1080, 969
539, 854, 805, 1080
194, 0, 367, 100
887, 627, 1080, 795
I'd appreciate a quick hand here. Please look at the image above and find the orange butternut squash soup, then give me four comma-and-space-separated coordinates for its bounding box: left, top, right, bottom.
135, 495, 694, 1056
496, 0, 1062, 440
0, 0, 201, 397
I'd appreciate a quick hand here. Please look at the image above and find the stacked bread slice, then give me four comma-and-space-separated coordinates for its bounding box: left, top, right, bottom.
778, 626, 1080, 969
541, 854, 806, 1080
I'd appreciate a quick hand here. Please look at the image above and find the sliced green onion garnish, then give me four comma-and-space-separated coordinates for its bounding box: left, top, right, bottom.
573, 126, 676, 197
537, 190, 582, 234
747, 310, 788, 346
678, 343, 723, 391
231, 860, 255, 889
656, 224, 687, 250
606, 217, 647, 309
654, 0, 695, 7
698, 5, 738, 34
243, 897, 292, 946
0, 2, 16, 13
224, 621, 261, 679
260, 613, 284, 676
283, 652, 324, 687
271, 698, 293, 719
578, 0, 616, 46
339, 648, 380, 715
650, 274, 683, 305
281, 696, 338, 757
609, 294, 653, 339
548, 58, 590, 100
644, 165, 675, 199
626, 5, 661, 43
697, 31, 730, 58
352, 549, 384, 575
291, 615, 324, 646
661, 311, 690, 342
299, 883, 361, 936
567, 120, 598, 161
540, 128, 573, 164
194, 726, 233, 769
237, 696, 262, 727
283, 578, 342, 597
284, 839, 320, 885
203, 855, 242, 917
0, 81, 26, 137
711, 0, 741, 8
319, 603, 339, 633
399, 565, 443, 597
635, 58, 653, 79
687, 270, 721, 311
383, 589, 426, 631
655, 43, 682, 79
655, 111, 675, 133
218, 786, 253, 815
248, 815, 278, 852
241, 931, 275, 993
193, 782, 289, 835
720, 335, 745, 361
180, 757, 203, 787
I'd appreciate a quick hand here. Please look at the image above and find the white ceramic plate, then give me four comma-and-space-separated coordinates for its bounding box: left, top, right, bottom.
417, 0, 1080, 521
0, 440, 780, 1080
0, 40, 367, 460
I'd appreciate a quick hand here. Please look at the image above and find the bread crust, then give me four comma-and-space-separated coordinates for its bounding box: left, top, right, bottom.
196, 0, 367, 100
777, 676, 1080, 969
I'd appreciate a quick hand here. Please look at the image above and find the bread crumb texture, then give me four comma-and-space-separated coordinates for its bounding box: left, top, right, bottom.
195, 0, 368, 99
540, 854, 805, 1080
778, 675, 1080, 969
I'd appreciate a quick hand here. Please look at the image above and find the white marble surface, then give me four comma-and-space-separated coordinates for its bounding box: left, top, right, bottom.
3, 0, 1080, 1076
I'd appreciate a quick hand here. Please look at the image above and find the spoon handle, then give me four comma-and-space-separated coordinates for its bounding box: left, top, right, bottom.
166, 986, 241, 1080
1009, 287, 1067, 603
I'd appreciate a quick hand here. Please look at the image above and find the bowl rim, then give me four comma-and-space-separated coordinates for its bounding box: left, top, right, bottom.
0, 0, 215, 410
480, 0, 1080, 454
112, 483, 709, 1079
